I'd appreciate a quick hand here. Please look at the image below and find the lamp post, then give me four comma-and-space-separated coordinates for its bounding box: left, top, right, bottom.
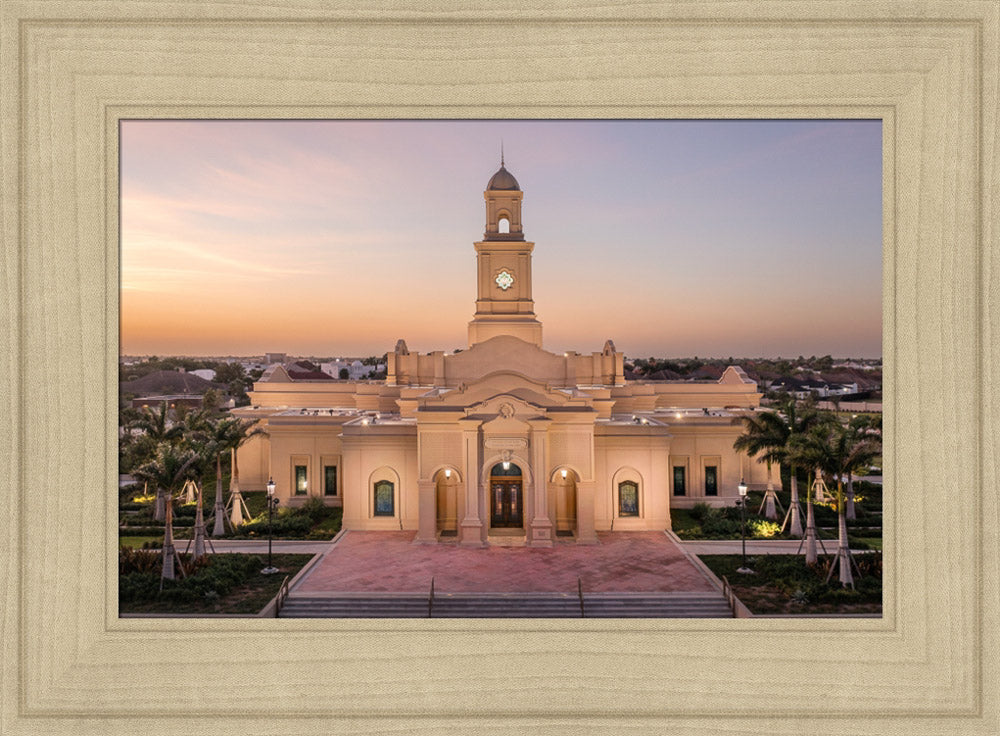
261, 478, 279, 575
736, 478, 754, 574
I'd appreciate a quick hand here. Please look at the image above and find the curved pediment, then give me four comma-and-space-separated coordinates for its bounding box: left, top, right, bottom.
419, 369, 590, 413
446, 335, 572, 385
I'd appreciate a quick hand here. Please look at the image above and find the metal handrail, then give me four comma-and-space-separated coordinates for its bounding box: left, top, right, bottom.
275, 575, 290, 618
721, 575, 736, 618
428, 576, 435, 618
577, 576, 585, 617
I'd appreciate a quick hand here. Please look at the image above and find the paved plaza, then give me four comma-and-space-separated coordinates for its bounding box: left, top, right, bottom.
293, 531, 718, 595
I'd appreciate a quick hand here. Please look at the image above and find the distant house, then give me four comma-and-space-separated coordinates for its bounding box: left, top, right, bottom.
320, 360, 379, 380
121, 369, 221, 398
130, 394, 204, 410
189, 368, 216, 382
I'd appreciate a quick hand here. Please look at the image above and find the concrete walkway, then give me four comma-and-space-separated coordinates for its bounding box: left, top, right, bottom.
196, 539, 334, 555
677, 539, 829, 555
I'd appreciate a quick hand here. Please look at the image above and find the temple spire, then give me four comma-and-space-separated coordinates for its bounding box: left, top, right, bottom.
501, 140, 504, 167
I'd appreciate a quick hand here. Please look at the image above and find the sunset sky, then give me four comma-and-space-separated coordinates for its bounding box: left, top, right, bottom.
120, 119, 882, 359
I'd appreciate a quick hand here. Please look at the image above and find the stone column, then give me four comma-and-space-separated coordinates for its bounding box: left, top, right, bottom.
459, 422, 485, 547
575, 480, 598, 544
414, 479, 438, 543
527, 420, 553, 547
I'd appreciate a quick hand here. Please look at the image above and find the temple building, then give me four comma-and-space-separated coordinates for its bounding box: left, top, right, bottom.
232, 160, 772, 546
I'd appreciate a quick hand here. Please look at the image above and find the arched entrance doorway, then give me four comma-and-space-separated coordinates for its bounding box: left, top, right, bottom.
489, 462, 523, 529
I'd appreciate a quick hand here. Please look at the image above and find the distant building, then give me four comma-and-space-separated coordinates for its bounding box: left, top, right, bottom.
265, 352, 287, 364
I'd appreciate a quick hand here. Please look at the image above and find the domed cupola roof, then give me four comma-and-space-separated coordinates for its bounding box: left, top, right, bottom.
486, 157, 520, 191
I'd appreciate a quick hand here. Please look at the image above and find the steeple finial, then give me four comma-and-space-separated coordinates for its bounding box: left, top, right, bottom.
501, 140, 504, 167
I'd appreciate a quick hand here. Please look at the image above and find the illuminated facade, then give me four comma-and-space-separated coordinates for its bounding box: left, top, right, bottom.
233, 161, 771, 546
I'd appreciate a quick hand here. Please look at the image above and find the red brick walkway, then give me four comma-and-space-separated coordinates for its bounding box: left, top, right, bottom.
295, 531, 716, 594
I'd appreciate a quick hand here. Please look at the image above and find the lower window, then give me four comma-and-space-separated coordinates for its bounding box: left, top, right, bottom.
324, 465, 338, 496
618, 481, 639, 517
705, 466, 718, 496
294, 465, 308, 495
374, 480, 395, 516
673, 466, 686, 496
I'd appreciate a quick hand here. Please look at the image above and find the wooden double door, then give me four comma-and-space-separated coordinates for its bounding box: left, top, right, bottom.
490, 480, 523, 528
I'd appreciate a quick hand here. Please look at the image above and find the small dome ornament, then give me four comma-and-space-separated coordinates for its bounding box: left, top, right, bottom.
495, 270, 514, 290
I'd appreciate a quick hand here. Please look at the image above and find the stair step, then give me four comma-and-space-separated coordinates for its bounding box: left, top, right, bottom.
278, 592, 733, 618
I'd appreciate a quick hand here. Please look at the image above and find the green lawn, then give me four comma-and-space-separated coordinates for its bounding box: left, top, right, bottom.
119, 536, 161, 548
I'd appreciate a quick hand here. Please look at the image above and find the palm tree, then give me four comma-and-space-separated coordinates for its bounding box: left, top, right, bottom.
132, 443, 201, 581
787, 420, 838, 565
128, 401, 185, 521
187, 414, 266, 536
732, 411, 786, 520
826, 423, 881, 587
845, 414, 882, 520
777, 398, 824, 537
790, 420, 880, 586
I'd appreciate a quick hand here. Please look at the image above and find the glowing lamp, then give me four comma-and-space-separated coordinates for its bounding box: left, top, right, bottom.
444, 469, 451, 479
738, 479, 748, 497
561, 469, 568, 479
266, 478, 275, 496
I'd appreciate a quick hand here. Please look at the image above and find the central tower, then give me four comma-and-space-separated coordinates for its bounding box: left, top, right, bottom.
467, 158, 543, 348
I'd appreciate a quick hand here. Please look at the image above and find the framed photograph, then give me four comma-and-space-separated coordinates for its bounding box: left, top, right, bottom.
2, 2, 996, 734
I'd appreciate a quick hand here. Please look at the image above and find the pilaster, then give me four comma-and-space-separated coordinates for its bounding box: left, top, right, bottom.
459, 421, 485, 546
575, 480, 598, 544
527, 419, 553, 547
414, 479, 437, 543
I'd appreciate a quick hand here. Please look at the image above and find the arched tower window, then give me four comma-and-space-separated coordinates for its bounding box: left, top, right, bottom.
498, 217, 510, 234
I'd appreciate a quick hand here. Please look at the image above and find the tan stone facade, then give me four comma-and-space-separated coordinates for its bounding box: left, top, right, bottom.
233, 162, 774, 546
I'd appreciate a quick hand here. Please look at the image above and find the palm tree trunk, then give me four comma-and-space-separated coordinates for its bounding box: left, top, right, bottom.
229, 446, 245, 527
836, 481, 854, 588
192, 483, 206, 559
154, 487, 165, 522
212, 452, 226, 537
161, 493, 175, 582
804, 468, 819, 565
788, 466, 803, 538
762, 461, 778, 520
846, 473, 856, 520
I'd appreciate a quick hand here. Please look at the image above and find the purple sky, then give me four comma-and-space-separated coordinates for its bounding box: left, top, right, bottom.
121, 119, 882, 359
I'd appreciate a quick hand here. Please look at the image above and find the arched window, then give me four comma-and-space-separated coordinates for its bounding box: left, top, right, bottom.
618, 481, 639, 517
498, 216, 510, 234
373, 480, 395, 516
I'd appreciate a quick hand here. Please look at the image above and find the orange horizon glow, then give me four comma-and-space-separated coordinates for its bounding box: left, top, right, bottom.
121, 120, 883, 359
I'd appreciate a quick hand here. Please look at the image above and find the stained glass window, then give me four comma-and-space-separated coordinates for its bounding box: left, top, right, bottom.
618, 481, 639, 517
374, 480, 394, 516
673, 466, 686, 496
705, 466, 718, 496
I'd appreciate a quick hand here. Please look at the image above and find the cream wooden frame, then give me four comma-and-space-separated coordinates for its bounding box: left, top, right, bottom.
1, 2, 997, 734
